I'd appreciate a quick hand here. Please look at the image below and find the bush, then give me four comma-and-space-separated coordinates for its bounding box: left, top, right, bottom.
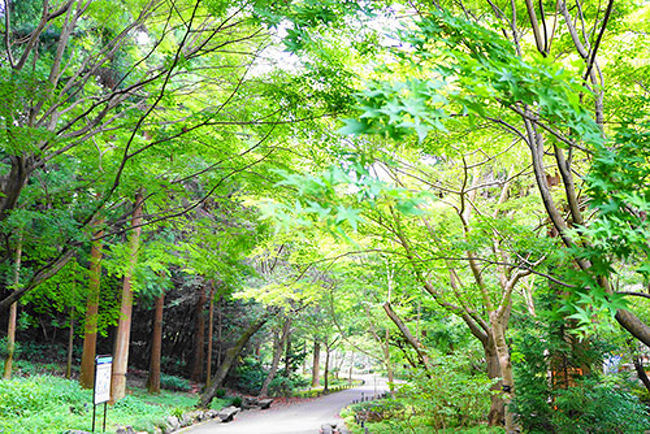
160, 373, 191, 391
343, 353, 494, 432
230, 396, 243, 407
209, 397, 230, 410
268, 374, 310, 397
231, 357, 266, 394
550, 378, 649, 433
510, 303, 650, 433
396, 355, 495, 429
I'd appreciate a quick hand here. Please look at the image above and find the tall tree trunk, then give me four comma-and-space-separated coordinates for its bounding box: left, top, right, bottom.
110, 193, 143, 402
311, 340, 321, 388
490, 314, 515, 433
348, 352, 354, 384
205, 281, 215, 387
303, 354, 308, 375
146, 291, 165, 393
384, 328, 394, 394
80, 222, 104, 389
485, 336, 504, 426
190, 284, 207, 382
200, 316, 268, 407
3, 233, 22, 379
259, 318, 291, 397
217, 296, 223, 368
259, 329, 281, 397
324, 345, 330, 392
66, 306, 74, 379
283, 326, 292, 377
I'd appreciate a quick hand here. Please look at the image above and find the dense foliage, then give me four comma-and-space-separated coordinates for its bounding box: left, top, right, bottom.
0, 0, 649, 433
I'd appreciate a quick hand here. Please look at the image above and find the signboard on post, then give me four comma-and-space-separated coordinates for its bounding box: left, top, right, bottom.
92, 355, 112, 432
94, 355, 112, 404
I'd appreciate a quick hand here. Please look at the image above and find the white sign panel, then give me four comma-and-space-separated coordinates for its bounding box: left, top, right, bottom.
94, 356, 112, 405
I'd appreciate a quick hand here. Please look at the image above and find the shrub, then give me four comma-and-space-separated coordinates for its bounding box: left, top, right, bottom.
160, 373, 191, 391
344, 353, 494, 432
510, 308, 650, 432
231, 357, 266, 394
0, 337, 21, 360
170, 407, 184, 418
214, 388, 226, 398
230, 396, 243, 407
268, 373, 310, 397
550, 378, 650, 433
396, 355, 495, 429
209, 397, 230, 410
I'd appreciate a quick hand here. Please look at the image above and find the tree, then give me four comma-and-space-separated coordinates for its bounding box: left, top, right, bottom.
79, 222, 105, 389
146, 288, 164, 394
111, 192, 143, 402
2, 231, 22, 378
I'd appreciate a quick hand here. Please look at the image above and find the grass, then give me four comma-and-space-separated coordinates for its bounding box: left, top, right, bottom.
0, 374, 198, 433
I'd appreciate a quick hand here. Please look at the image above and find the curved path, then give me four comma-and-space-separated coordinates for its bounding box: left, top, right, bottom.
182, 376, 387, 434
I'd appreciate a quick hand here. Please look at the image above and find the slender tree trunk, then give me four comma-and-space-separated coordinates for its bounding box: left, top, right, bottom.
324, 345, 330, 392
384, 328, 394, 394
205, 281, 215, 388
3, 233, 22, 379
490, 314, 515, 433
302, 355, 308, 375
110, 193, 143, 402
259, 329, 281, 397
191, 284, 207, 382
146, 292, 164, 393
259, 318, 291, 397
66, 306, 75, 379
217, 296, 222, 367
200, 316, 268, 406
311, 340, 321, 388
80, 222, 104, 389
383, 302, 430, 368
283, 326, 292, 377
348, 353, 354, 384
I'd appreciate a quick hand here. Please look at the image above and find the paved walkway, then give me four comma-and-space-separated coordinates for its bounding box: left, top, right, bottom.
182, 377, 387, 434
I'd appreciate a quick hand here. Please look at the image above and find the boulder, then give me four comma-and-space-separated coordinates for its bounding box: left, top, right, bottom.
217, 405, 240, 422
205, 409, 220, 419
258, 398, 273, 410
242, 396, 259, 409
165, 415, 180, 433
180, 413, 193, 427
116, 427, 136, 434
